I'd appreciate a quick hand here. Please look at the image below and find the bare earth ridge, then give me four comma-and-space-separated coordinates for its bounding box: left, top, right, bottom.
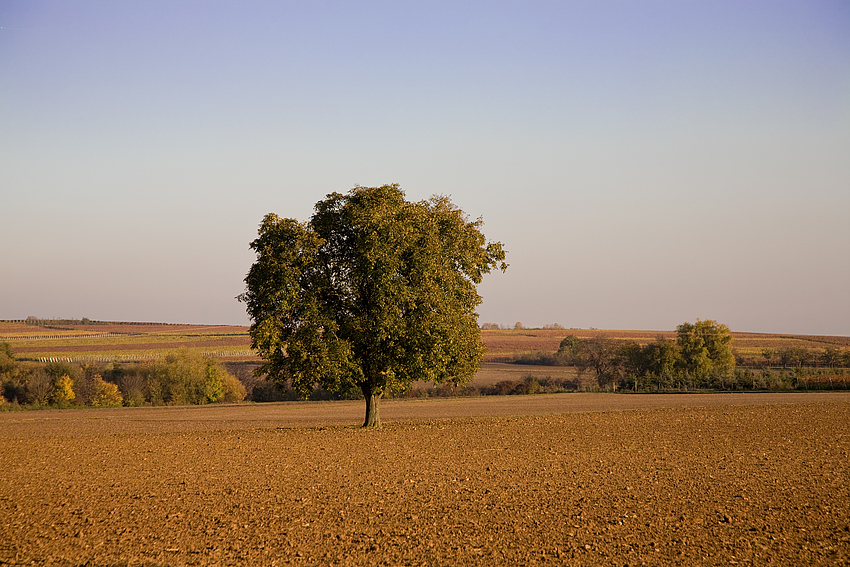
2, 393, 849, 566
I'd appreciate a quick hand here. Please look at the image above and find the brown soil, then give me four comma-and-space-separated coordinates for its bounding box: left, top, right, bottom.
2, 393, 849, 566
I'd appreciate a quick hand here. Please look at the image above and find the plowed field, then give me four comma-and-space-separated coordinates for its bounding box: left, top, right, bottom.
2, 393, 849, 566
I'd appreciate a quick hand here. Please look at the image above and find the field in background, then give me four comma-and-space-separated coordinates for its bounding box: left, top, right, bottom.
0, 320, 254, 363
2, 320, 848, 365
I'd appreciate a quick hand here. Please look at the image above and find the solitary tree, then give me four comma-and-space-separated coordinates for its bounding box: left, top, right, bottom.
239, 185, 507, 427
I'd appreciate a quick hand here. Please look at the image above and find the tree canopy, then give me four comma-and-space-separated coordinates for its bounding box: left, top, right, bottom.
676, 319, 735, 381
239, 184, 507, 426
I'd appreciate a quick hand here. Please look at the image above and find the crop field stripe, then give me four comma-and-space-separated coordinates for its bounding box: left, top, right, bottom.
31, 348, 255, 364
1, 332, 127, 341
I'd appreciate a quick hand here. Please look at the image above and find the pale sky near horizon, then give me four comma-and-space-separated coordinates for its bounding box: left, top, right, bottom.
1, 1, 848, 335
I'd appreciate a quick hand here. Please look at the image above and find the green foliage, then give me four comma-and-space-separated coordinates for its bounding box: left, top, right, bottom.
145, 348, 245, 406
1, 342, 20, 404
641, 337, 679, 383
676, 320, 735, 383
549, 321, 738, 391
240, 184, 507, 426
0, 341, 15, 375
557, 335, 581, 358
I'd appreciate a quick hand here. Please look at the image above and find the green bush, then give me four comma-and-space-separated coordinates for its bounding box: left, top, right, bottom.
144, 348, 245, 405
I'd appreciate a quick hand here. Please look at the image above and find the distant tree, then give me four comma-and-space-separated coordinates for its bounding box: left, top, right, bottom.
761, 348, 775, 367
557, 335, 581, 361
644, 337, 679, 377
0, 342, 19, 404
778, 347, 794, 368
52, 374, 76, 407
0, 342, 15, 375
560, 335, 624, 390
618, 340, 645, 390
514, 322, 525, 330
778, 346, 812, 369
27, 369, 55, 405
38, 362, 82, 405
74, 364, 103, 406
146, 348, 245, 405
676, 320, 735, 383
641, 337, 680, 389
480, 322, 501, 330
821, 347, 842, 368
239, 184, 507, 427
89, 374, 123, 407
795, 347, 812, 368
104, 363, 147, 406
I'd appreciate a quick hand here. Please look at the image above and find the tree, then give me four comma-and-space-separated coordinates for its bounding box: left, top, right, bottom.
27, 369, 55, 405
52, 375, 76, 407
676, 319, 735, 383
0, 342, 19, 404
146, 348, 245, 406
557, 335, 581, 360
821, 347, 842, 368
642, 337, 680, 389
761, 348, 775, 367
557, 335, 624, 390
239, 184, 507, 427
0, 342, 15, 376
89, 374, 124, 407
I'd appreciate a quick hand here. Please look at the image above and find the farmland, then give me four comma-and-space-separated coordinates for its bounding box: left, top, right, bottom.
1, 394, 849, 566
0, 321, 254, 363
3, 320, 849, 365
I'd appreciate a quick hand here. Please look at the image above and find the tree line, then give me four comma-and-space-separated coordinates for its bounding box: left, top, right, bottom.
516, 319, 849, 391
0, 344, 245, 408
741, 346, 850, 369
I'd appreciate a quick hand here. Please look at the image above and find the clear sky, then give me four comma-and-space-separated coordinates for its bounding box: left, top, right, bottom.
1, 1, 848, 335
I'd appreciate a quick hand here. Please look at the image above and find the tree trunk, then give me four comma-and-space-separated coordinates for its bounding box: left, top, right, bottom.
361, 384, 382, 428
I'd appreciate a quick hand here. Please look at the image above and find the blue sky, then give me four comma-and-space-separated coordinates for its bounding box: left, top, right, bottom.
1, 1, 848, 334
